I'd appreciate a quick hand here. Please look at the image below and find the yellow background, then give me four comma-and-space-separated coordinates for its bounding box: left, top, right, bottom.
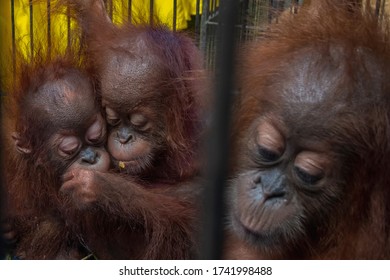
0, 0, 205, 85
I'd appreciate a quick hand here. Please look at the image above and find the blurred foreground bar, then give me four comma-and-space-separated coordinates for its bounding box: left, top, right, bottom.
199, 0, 239, 260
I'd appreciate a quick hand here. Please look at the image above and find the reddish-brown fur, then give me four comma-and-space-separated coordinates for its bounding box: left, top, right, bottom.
60, 169, 201, 259
56, 0, 206, 259
225, 0, 390, 259
3, 45, 110, 259
64, 0, 205, 182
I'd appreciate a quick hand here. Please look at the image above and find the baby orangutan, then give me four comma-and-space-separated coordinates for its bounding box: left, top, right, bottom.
3, 53, 110, 259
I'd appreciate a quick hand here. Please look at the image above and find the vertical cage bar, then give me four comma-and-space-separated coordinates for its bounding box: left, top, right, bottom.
195, 0, 201, 35
11, 0, 16, 78
108, 0, 113, 20
200, 0, 209, 55
173, 0, 177, 31
150, 0, 154, 25
268, 0, 273, 23
67, 6, 71, 51
29, 0, 34, 58
293, 0, 299, 14
128, 0, 132, 22
47, 0, 52, 57
376, 0, 381, 16
200, 0, 239, 259
242, 0, 249, 40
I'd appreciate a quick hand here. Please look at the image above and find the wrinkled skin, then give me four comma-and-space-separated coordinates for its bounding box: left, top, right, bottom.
225, 1, 390, 259
101, 50, 168, 177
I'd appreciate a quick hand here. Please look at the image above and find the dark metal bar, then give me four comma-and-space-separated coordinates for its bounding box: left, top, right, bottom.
195, 0, 201, 35
47, 0, 51, 57
11, 0, 16, 78
268, 0, 284, 23
128, 0, 132, 22
108, 0, 113, 20
67, 6, 71, 51
173, 0, 177, 31
242, 0, 249, 40
29, 0, 34, 57
293, 0, 299, 14
150, 0, 154, 26
200, 0, 209, 55
375, 0, 381, 16
200, 0, 239, 259
268, 0, 273, 23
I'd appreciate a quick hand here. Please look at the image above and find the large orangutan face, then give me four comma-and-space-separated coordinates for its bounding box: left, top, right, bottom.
229, 44, 385, 256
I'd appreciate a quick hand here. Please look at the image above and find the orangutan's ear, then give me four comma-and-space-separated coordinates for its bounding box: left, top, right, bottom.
11, 132, 32, 154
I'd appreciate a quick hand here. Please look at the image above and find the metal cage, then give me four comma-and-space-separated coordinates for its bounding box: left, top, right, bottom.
0, 0, 389, 260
